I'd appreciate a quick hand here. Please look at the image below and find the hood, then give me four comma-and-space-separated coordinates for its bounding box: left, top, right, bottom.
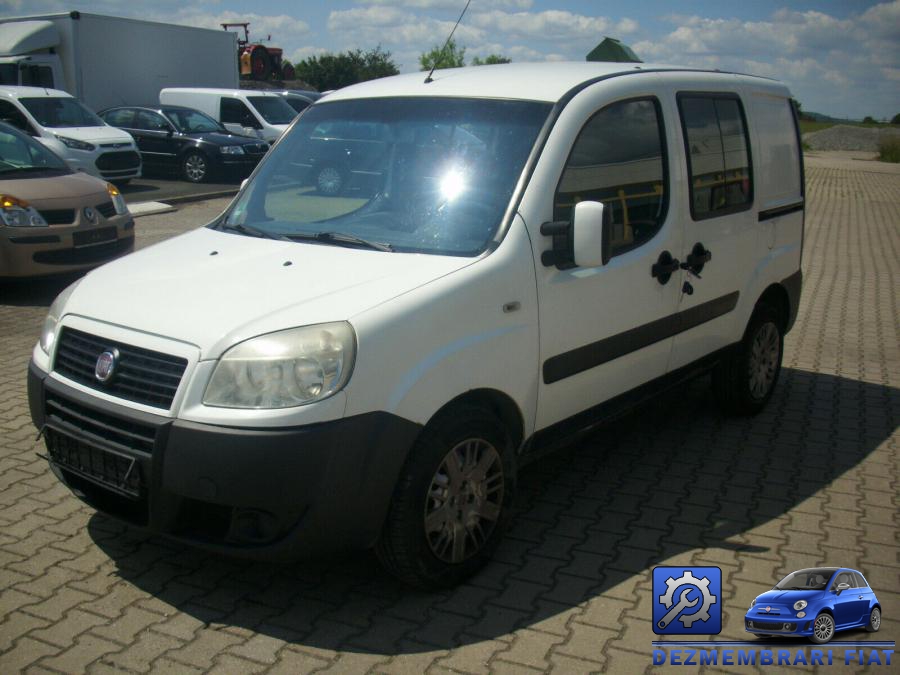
754, 589, 823, 605
48, 126, 134, 145
63, 227, 474, 359
1, 170, 107, 205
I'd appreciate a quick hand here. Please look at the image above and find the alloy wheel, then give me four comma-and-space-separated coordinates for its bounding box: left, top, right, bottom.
423, 438, 504, 564
184, 154, 207, 182
813, 614, 834, 642
748, 321, 780, 399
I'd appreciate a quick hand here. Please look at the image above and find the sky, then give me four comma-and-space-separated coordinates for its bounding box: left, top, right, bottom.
1, 0, 898, 119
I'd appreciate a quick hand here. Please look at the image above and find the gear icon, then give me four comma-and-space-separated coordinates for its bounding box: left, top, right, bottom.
658, 570, 717, 628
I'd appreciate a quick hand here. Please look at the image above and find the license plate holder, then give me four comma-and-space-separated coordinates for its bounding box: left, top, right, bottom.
74, 226, 117, 248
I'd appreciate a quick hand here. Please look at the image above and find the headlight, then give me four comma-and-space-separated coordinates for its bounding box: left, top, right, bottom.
793, 600, 807, 611
203, 322, 356, 408
106, 183, 129, 215
0, 194, 48, 227
750, 598, 756, 608
219, 145, 245, 155
55, 135, 96, 151
40, 279, 82, 355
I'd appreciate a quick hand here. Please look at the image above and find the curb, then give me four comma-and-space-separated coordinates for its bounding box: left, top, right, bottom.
163, 188, 240, 205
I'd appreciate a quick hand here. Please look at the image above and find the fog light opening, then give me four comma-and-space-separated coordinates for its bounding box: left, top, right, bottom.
230, 508, 280, 544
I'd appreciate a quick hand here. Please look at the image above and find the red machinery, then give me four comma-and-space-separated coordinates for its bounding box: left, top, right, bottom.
222, 22, 295, 81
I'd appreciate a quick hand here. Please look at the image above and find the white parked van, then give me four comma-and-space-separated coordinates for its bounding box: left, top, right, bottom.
159, 88, 296, 144
30, 63, 803, 588
0, 86, 141, 182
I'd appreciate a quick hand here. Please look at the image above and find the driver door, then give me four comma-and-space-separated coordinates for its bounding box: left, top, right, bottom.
220, 97, 262, 139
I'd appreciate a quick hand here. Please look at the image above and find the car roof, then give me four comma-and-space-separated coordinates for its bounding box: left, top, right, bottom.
0, 85, 72, 99
323, 61, 787, 104
160, 88, 283, 97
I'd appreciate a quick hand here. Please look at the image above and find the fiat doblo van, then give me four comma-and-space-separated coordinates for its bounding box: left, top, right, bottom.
28, 63, 803, 588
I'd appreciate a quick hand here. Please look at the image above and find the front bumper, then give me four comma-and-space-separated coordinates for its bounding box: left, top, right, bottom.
0, 218, 134, 278
28, 360, 421, 560
745, 614, 811, 636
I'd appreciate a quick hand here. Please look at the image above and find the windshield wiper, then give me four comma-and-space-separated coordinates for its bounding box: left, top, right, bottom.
286, 231, 393, 252
216, 222, 291, 241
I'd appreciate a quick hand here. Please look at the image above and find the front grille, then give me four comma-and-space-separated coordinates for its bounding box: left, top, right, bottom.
46, 394, 156, 454
32, 237, 132, 266
95, 151, 140, 171
40, 208, 76, 225
95, 201, 116, 218
54, 327, 187, 409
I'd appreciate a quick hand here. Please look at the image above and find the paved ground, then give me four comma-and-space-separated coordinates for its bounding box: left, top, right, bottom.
119, 169, 241, 205
0, 154, 897, 673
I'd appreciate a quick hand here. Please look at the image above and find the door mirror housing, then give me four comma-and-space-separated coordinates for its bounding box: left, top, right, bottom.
572, 200, 611, 268
242, 114, 262, 130
835, 582, 850, 594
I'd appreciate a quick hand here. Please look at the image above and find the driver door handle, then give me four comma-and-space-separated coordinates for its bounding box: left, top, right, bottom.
651, 250, 680, 285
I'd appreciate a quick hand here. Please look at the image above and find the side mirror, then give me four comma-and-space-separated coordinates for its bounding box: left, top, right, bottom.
572, 200, 611, 268
835, 583, 850, 594
240, 178, 248, 191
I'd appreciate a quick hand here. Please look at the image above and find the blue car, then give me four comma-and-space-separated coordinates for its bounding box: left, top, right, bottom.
745, 567, 882, 643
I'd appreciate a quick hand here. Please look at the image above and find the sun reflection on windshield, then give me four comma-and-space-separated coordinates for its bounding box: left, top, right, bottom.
439, 166, 467, 202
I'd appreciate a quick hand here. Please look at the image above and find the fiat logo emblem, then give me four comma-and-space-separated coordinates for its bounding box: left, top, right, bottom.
94, 349, 119, 383
765, 606, 771, 612
83, 206, 97, 223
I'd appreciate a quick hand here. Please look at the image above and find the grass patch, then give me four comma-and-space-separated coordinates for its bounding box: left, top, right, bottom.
799, 120, 899, 135
878, 136, 900, 163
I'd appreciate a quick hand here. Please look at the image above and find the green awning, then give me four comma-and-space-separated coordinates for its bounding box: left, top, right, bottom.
587, 38, 642, 63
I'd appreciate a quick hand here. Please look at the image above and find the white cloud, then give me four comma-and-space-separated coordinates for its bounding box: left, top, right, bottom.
636, 1, 900, 119
355, 0, 533, 9
469, 9, 611, 41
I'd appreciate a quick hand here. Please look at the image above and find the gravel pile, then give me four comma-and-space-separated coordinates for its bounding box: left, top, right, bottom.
803, 124, 900, 152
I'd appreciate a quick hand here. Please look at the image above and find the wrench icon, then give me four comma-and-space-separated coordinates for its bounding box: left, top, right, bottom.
658, 588, 698, 629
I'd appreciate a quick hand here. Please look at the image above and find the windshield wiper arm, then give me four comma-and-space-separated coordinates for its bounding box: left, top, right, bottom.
286, 231, 393, 252
216, 222, 291, 241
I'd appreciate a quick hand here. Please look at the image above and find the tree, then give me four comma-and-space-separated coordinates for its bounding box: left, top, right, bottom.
892, 113, 900, 125
471, 54, 511, 66
419, 39, 466, 71
294, 46, 399, 91
863, 116, 877, 124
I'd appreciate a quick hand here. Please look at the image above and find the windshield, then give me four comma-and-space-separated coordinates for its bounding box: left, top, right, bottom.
221, 97, 551, 256
164, 108, 223, 133
20, 97, 104, 128
0, 124, 70, 175
774, 569, 834, 591
247, 96, 297, 125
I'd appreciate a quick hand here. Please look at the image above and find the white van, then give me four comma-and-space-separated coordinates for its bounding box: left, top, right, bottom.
29, 63, 803, 588
159, 88, 296, 144
0, 86, 140, 182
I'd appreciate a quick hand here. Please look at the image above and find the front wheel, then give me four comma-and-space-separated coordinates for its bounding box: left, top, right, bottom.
376, 406, 516, 589
809, 612, 835, 644
866, 607, 881, 632
315, 165, 345, 196
713, 303, 783, 415
182, 151, 209, 183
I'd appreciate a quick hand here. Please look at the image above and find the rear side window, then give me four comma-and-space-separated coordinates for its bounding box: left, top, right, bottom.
134, 111, 170, 131
853, 572, 868, 588
221, 98, 253, 124
679, 93, 752, 220
102, 109, 135, 128
554, 97, 668, 258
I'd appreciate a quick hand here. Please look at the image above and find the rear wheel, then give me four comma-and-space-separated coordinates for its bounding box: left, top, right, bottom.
376, 406, 516, 589
866, 607, 881, 632
713, 303, 783, 415
182, 151, 208, 183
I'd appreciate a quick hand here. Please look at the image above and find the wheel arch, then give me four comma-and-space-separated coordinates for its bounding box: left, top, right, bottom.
426, 388, 525, 451
755, 283, 791, 333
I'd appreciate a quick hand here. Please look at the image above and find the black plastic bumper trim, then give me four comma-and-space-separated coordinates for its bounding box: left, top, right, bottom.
758, 201, 804, 222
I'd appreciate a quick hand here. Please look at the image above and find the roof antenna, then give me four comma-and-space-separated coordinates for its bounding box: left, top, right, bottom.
425, 0, 472, 84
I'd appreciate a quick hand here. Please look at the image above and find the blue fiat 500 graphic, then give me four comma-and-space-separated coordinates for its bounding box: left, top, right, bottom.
745, 567, 882, 644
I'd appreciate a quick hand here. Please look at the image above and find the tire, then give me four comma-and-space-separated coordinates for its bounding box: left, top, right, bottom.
713, 302, 783, 415
250, 47, 272, 80
315, 165, 345, 196
866, 607, 881, 632
809, 612, 835, 644
182, 151, 208, 183
375, 405, 516, 589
